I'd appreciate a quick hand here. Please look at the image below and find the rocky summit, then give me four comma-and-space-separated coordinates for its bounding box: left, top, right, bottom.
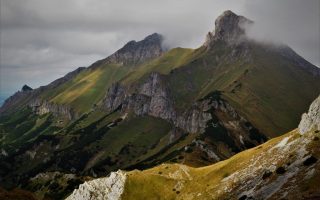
93, 33, 164, 67
0, 10, 320, 200
204, 10, 253, 47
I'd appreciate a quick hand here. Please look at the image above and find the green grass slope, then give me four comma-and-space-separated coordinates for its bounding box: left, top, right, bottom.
40, 64, 129, 113
121, 129, 320, 200
158, 42, 320, 136
37, 47, 193, 114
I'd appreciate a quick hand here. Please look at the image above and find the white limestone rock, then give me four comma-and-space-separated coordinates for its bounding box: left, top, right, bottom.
298, 95, 320, 134
66, 170, 127, 200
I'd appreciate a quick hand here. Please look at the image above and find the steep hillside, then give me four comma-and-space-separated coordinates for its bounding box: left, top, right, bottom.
67, 95, 320, 200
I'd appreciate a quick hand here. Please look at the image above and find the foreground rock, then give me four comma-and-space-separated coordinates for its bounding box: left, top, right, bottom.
299, 95, 320, 134
66, 171, 126, 200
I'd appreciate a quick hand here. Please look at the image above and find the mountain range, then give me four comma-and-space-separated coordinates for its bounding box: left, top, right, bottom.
0, 10, 319, 200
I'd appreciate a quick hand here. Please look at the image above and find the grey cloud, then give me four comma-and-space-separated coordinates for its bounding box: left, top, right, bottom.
243, 0, 320, 66
0, 0, 319, 100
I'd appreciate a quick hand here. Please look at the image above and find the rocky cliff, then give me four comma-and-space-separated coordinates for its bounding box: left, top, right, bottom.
91, 33, 164, 68
204, 10, 252, 48
66, 170, 126, 200
102, 72, 266, 152
29, 99, 77, 120
103, 72, 176, 122
298, 95, 320, 134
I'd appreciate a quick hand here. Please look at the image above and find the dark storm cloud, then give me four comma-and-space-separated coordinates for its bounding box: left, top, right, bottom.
0, 0, 319, 100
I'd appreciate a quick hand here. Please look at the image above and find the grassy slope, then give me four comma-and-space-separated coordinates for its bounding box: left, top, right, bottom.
121, 48, 194, 85
83, 114, 173, 171
0, 108, 61, 153
121, 129, 320, 200
222, 44, 320, 136
40, 64, 129, 113
38, 48, 193, 114
163, 42, 320, 136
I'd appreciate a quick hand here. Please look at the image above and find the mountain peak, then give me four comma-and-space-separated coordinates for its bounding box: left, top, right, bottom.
204, 10, 253, 47
21, 84, 33, 92
144, 32, 163, 41
96, 33, 164, 67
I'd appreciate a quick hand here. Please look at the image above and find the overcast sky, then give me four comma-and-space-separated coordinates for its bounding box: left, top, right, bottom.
1, 0, 319, 100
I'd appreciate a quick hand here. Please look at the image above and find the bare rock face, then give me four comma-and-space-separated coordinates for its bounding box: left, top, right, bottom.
204, 10, 253, 47
66, 170, 127, 200
102, 73, 265, 145
175, 101, 212, 133
103, 72, 176, 122
102, 82, 127, 111
29, 99, 76, 120
298, 95, 320, 134
137, 72, 176, 120
92, 33, 164, 67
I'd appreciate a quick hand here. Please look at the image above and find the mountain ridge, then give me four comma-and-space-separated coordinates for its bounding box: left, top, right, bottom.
0, 10, 320, 200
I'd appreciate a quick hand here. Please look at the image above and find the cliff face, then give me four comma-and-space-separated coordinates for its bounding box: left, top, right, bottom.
299, 95, 320, 134
29, 99, 76, 120
66, 170, 126, 200
102, 72, 266, 151
204, 10, 252, 48
103, 72, 176, 122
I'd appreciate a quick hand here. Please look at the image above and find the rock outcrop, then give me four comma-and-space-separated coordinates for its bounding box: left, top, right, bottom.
66, 170, 126, 200
103, 72, 176, 122
91, 33, 164, 68
22, 84, 33, 92
204, 10, 253, 47
102, 72, 265, 145
175, 101, 211, 133
298, 95, 320, 134
0, 86, 35, 114
29, 99, 77, 120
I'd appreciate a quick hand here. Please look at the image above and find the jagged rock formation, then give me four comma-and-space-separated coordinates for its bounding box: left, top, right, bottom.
102, 73, 217, 133
22, 85, 33, 92
102, 72, 266, 151
92, 33, 164, 67
204, 10, 252, 47
66, 170, 126, 200
103, 72, 200, 132
103, 72, 176, 122
299, 95, 320, 134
